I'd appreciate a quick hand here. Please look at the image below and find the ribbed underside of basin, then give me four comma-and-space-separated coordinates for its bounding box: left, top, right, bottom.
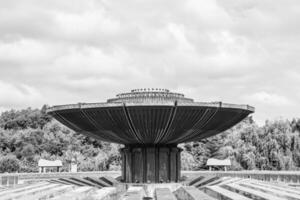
47, 102, 253, 144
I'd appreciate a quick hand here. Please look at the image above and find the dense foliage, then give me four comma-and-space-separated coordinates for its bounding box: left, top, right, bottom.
0, 106, 122, 172
181, 117, 300, 170
0, 106, 299, 173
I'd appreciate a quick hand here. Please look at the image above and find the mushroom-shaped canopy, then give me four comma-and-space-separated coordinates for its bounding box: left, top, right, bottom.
47, 89, 254, 145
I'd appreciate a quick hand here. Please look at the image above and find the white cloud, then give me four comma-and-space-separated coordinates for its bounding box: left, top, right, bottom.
0, 38, 59, 65
0, 81, 44, 109
244, 92, 293, 106
0, 0, 299, 125
52, 9, 121, 42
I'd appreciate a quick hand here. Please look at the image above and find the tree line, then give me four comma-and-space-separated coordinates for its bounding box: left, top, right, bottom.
0, 106, 300, 173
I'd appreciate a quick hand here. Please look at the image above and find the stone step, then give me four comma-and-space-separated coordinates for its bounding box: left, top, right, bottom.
174, 186, 215, 200
237, 181, 300, 200
225, 183, 284, 200
20, 184, 74, 200
0, 181, 51, 195
97, 177, 114, 187
205, 177, 233, 186
49, 179, 73, 185
289, 184, 300, 187
248, 180, 300, 196
203, 185, 251, 200
1, 183, 61, 200
194, 176, 220, 188
188, 176, 205, 186
84, 176, 109, 187
89, 187, 118, 200
50, 187, 117, 200
50, 186, 95, 200
121, 186, 146, 200
216, 177, 243, 186
57, 178, 86, 186
70, 177, 102, 188
100, 176, 118, 186
154, 188, 176, 200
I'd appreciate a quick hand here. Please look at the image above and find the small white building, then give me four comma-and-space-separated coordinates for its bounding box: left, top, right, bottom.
206, 158, 231, 171
38, 159, 63, 173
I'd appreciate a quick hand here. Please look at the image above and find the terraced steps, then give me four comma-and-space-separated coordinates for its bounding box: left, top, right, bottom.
84, 177, 111, 187
189, 176, 220, 188
1, 175, 300, 199
0, 182, 117, 200
204, 185, 252, 200
49, 175, 117, 188
241, 183, 300, 199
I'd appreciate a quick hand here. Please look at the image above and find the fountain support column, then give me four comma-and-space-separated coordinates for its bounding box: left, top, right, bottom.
120, 145, 182, 183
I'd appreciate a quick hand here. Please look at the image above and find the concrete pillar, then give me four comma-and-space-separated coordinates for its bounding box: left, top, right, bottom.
121, 145, 182, 183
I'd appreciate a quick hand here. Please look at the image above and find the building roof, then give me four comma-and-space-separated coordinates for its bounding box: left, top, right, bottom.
47, 89, 254, 145
38, 159, 63, 167
206, 158, 231, 166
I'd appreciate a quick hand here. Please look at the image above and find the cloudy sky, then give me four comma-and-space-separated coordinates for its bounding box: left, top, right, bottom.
0, 0, 299, 125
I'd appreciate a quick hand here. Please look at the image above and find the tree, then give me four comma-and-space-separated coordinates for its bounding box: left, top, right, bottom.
0, 155, 20, 173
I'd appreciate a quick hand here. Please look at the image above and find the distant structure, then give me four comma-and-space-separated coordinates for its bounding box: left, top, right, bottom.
69, 158, 78, 173
207, 158, 231, 171
47, 88, 254, 183
38, 159, 63, 173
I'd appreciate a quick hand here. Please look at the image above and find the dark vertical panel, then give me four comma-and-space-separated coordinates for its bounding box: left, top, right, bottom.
121, 149, 126, 181
177, 149, 181, 182
155, 147, 159, 183
146, 147, 156, 183
169, 148, 178, 182
132, 148, 143, 183
125, 148, 132, 183
122, 146, 181, 183
159, 147, 169, 182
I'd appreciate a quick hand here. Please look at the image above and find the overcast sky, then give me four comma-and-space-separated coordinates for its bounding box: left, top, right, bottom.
0, 0, 299, 125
